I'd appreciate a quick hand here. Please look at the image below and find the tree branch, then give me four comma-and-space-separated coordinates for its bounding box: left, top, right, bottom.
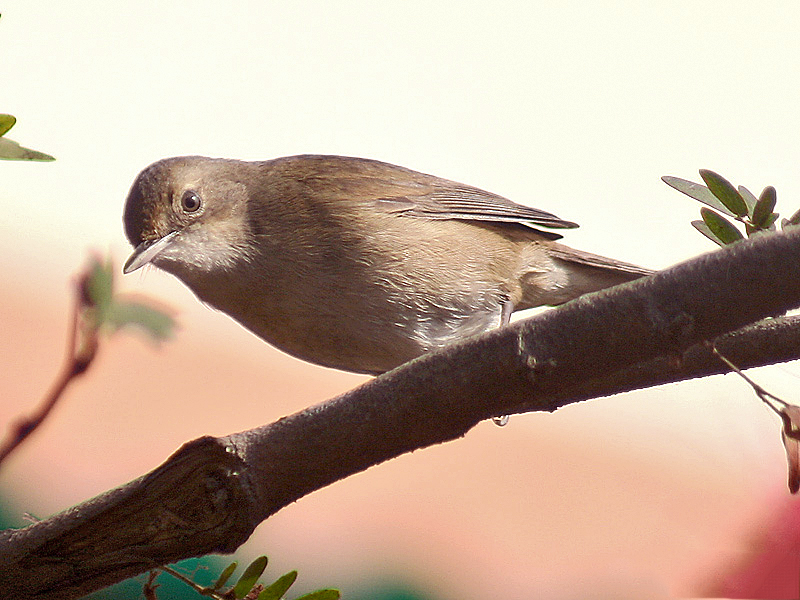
0, 278, 98, 467
4, 227, 800, 599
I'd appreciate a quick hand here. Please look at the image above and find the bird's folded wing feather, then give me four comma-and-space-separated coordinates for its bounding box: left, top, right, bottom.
360, 169, 579, 234
294, 155, 580, 234
545, 244, 654, 277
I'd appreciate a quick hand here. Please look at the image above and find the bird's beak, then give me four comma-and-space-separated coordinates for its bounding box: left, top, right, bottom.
123, 231, 179, 274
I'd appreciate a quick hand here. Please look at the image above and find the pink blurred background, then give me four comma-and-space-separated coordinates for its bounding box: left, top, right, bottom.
3, 3, 800, 598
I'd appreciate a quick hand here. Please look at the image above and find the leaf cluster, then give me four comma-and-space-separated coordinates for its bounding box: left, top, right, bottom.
663, 169, 800, 246
158, 556, 339, 600
664, 170, 800, 494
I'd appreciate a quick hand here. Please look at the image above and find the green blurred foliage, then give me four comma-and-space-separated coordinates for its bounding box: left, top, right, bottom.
84, 254, 176, 342
0, 113, 55, 161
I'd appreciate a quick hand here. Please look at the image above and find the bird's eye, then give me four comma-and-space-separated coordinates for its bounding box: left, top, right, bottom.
180, 190, 202, 213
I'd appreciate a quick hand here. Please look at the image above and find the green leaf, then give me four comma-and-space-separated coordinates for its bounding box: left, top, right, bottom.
744, 221, 776, 237
0, 114, 16, 137
752, 186, 777, 229
213, 561, 239, 590
0, 136, 55, 161
699, 169, 748, 217
763, 212, 780, 229
87, 256, 114, 312
294, 590, 341, 600
691, 219, 726, 247
233, 556, 269, 599
783, 207, 800, 229
661, 175, 737, 217
105, 300, 175, 341
737, 185, 759, 217
700, 207, 744, 245
257, 570, 298, 600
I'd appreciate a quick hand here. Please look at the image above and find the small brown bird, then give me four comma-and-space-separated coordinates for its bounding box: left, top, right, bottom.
123, 155, 650, 374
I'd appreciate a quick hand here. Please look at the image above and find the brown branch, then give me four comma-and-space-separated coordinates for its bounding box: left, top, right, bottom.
537, 315, 800, 408
0, 278, 98, 467
4, 227, 800, 599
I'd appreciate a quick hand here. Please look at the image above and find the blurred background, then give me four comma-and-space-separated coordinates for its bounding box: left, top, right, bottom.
2, 2, 800, 598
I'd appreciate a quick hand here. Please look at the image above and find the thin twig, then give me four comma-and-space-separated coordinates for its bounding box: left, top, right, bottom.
0, 279, 98, 468
157, 565, 227, 599
143, 571, 160, 600
712, 344, 790, 414
713, 343, 800, 492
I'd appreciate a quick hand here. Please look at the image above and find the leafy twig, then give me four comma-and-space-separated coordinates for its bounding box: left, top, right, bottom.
154, 557, 339, 600
0, 254, 175, 469
712, 345, 800, 493
158, 565, 224, 598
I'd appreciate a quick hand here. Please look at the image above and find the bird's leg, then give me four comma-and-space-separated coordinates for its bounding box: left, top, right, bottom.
500, 299, 514, 327
493, 299, 514, 426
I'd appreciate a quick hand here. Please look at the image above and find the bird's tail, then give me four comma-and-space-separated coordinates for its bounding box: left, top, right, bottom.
527, 242, 652, 307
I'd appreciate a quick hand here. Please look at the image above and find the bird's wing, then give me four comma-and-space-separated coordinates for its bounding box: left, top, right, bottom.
352, 158, 579, 233
390, 183, 579, 230
285, 155, 580, 239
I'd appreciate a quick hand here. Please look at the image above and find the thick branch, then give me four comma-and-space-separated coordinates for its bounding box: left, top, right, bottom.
4, 228, 800, 599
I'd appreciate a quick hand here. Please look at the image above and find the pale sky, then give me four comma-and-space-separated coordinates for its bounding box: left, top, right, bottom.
2, 3, 800, 598
3, 2, 799, 279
